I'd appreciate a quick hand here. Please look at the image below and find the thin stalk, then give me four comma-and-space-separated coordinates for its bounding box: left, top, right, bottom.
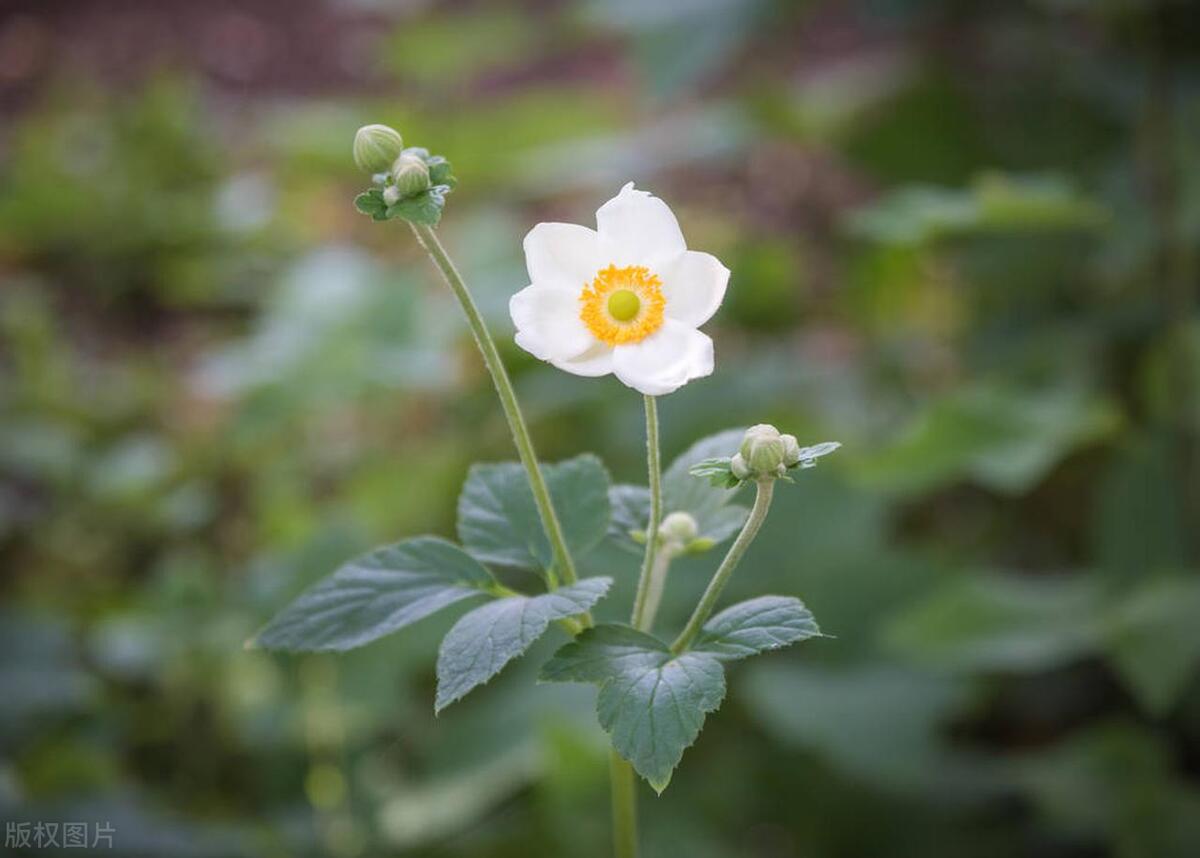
630, 395, 662, 631
410, 224, 581, 592
609, 750, 638, 858
611, 395, 664, 858
671, 479, 775, 654
639, 551, 674, 634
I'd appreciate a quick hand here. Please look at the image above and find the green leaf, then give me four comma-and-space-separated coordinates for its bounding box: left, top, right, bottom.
458, 454, 611, 572
688, 456, 739, 488
540, 624, 726, 792
354, 188, 388, 221
607, 484, 650, 555
254, 537, 494, 652
694, 596, 822, 660
743, 664, 967, 789
435, 577, 612, 712
858, 382, 1119, 496
1104, 577, 1200, 716
790, 441, 842, 469
883, 572, 1105, 672
387, 184, 451, 226
426, 156, 457, 188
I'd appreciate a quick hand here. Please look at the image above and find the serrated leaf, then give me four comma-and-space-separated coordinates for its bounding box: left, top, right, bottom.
791, 441, 841, 469
688, 456, 739, 488
427, 157, 456, 188
694, 596, 822, 660
354, 189, 387, 217
607, 484, 651, 556
254, 537, 494, 652
540, 624, 726, 792
458, 454, 611, 572
435, 577, 612, 712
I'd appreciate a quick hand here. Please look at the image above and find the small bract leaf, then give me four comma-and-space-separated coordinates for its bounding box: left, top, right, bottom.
254, 537, 495, 652
688, 456, 738, 487
540, 624, 726, 792
426, 156, 457, 188
386, 184, 451, 226
354, 189, 388, 220
458, 454, 611, 573
694, 596, 822, 661
435, 577, 612, 712
791, 441, 841, 469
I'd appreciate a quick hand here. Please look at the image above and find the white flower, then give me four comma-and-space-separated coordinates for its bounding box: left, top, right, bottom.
510, 182, 729, 396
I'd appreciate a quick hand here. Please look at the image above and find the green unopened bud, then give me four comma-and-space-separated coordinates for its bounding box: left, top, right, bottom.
781, 434, 802, 467
730, 453, 751, 480
660, 511, 699, 545
684, 536, 716, 555
390, 152, 431, 197
740, 424, 787, 474
353, 124, 404, 174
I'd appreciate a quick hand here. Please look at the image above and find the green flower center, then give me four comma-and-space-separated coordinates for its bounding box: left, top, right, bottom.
607, 289, 641, 322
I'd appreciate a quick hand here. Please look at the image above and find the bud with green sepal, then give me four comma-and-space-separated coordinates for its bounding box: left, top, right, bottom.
353, 124, 404, 174
689, 424, 840, 487
655, 511, 714, 556
352, 129, 458, 227
391, 151, 432, 198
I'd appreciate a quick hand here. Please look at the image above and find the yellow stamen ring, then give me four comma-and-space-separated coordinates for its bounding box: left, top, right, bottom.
579, 265, 666, 346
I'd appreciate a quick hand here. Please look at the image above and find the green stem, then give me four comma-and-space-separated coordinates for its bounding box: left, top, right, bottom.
671, 479, 775, 654
610, 395, 665, 858
609, 749, 638, 858
639, 550, 674, 634
410, 223, 580, 592
630, 395, 662, 631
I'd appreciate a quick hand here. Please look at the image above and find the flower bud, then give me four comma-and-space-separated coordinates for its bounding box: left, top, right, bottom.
781, 433, 802, 467
382, 185, 402, 206
730, 453, 751, 480
390, 152, 431, 198
659, 511, 699, 545
740, 424, 787, 474
353, 124, 405, 174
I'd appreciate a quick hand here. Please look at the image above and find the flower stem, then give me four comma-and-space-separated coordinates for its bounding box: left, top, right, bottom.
630, 395, 662, 632
609, 749, 638, 858
410, 223, 580, 592
639, 550, 673, 634
670, 478, 775, 654
609, 395, 666, 858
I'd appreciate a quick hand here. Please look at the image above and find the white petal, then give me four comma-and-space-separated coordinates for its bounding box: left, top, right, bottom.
523, 222, 602, 291
596, 182, 687, 267
659, 250, 729, 328
509, 284, 593, 361
551, 342, 615, 378
611, 320, 714, 396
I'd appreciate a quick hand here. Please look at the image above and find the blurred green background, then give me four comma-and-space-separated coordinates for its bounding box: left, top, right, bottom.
1, 0, 1198, 856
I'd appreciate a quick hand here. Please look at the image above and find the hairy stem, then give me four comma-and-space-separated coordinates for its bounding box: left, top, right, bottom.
610, 395, 666, 858
630, 395, 662, 631
671, 479, 775, 653
410, 224, 581, 593
609, 750, 638, 858
639, 551, 674, 634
